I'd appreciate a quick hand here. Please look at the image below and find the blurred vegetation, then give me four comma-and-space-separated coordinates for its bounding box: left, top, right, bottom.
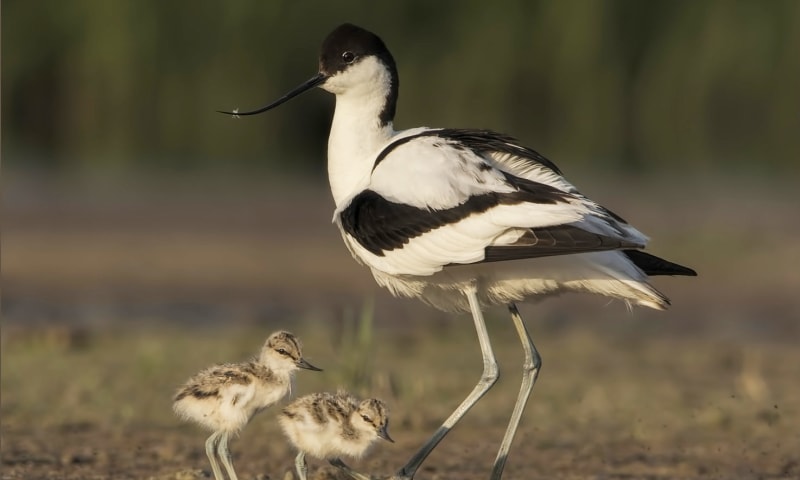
2, 0, 799, 174
335, 299, 378, 395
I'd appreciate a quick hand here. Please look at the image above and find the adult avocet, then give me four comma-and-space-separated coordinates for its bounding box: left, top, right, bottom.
220, 23, 696, 480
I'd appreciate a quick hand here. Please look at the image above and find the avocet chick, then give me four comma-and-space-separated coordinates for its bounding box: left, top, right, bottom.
173, 331, 321, 480
280, 391, 393, 480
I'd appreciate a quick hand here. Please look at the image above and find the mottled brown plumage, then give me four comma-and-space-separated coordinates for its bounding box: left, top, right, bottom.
173, 362, 276, 402
172, 331, 321, 480
280, 390, 392, 480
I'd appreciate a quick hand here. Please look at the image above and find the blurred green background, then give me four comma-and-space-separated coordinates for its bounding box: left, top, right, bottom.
4, 0, 799, 174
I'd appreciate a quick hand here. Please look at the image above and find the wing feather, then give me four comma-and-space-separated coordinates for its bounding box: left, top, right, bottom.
482, 225, 643, 264
336, 129, 651, 276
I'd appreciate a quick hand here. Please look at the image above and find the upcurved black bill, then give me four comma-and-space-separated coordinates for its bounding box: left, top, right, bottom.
217, 72, 327, 116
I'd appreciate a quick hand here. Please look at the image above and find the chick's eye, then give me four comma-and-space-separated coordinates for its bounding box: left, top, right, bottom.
342, 51, 356, 64
276, 348, 288, 355
361, 415, 372, 423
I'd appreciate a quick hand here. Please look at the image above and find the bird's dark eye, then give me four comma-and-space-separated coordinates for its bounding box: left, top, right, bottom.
276, 348, 288, 355
342, 51, 356, 64
361, 414, 372, 423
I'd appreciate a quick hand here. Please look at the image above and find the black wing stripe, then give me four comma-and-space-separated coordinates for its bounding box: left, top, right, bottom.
434, 128, 562, 175
480, 225, 643, 263
372, 133, 425, 171
372, 128, 561, 175
340, 186, 570, 256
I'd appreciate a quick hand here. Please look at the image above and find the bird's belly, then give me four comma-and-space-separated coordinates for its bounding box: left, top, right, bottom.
371, 251, 656, 312
174, 395, 251, 433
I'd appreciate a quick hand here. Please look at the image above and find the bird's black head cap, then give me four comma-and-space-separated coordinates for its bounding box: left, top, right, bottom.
320, 23, 399, 125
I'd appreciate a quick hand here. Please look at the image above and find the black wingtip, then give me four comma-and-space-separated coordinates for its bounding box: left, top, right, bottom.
623, 250, 697, 277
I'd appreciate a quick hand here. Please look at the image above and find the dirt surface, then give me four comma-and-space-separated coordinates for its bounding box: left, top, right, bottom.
3, 173, 799, 479
3, 322, 799, 480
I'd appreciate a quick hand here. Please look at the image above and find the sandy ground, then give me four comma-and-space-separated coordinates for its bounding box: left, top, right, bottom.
2, 173, 799, 479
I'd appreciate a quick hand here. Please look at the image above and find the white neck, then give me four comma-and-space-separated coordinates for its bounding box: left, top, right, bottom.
327, 92, 395, 207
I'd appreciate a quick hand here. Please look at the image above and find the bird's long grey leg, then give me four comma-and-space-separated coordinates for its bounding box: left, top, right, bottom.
294, 452, 308, 480
204, 431, 225, 480
396, 286, 499, 479
329, 457, 372, 480
217, 432, 239, 480
490, 303, 542, 480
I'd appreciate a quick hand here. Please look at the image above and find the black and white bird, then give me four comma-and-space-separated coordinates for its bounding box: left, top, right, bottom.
221, 23, 696, 480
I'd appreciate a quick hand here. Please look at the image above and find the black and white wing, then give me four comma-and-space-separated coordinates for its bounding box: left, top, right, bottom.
335, 128, 647, 277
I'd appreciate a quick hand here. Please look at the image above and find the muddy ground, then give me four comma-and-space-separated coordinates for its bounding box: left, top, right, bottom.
3, 174, 799, 479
